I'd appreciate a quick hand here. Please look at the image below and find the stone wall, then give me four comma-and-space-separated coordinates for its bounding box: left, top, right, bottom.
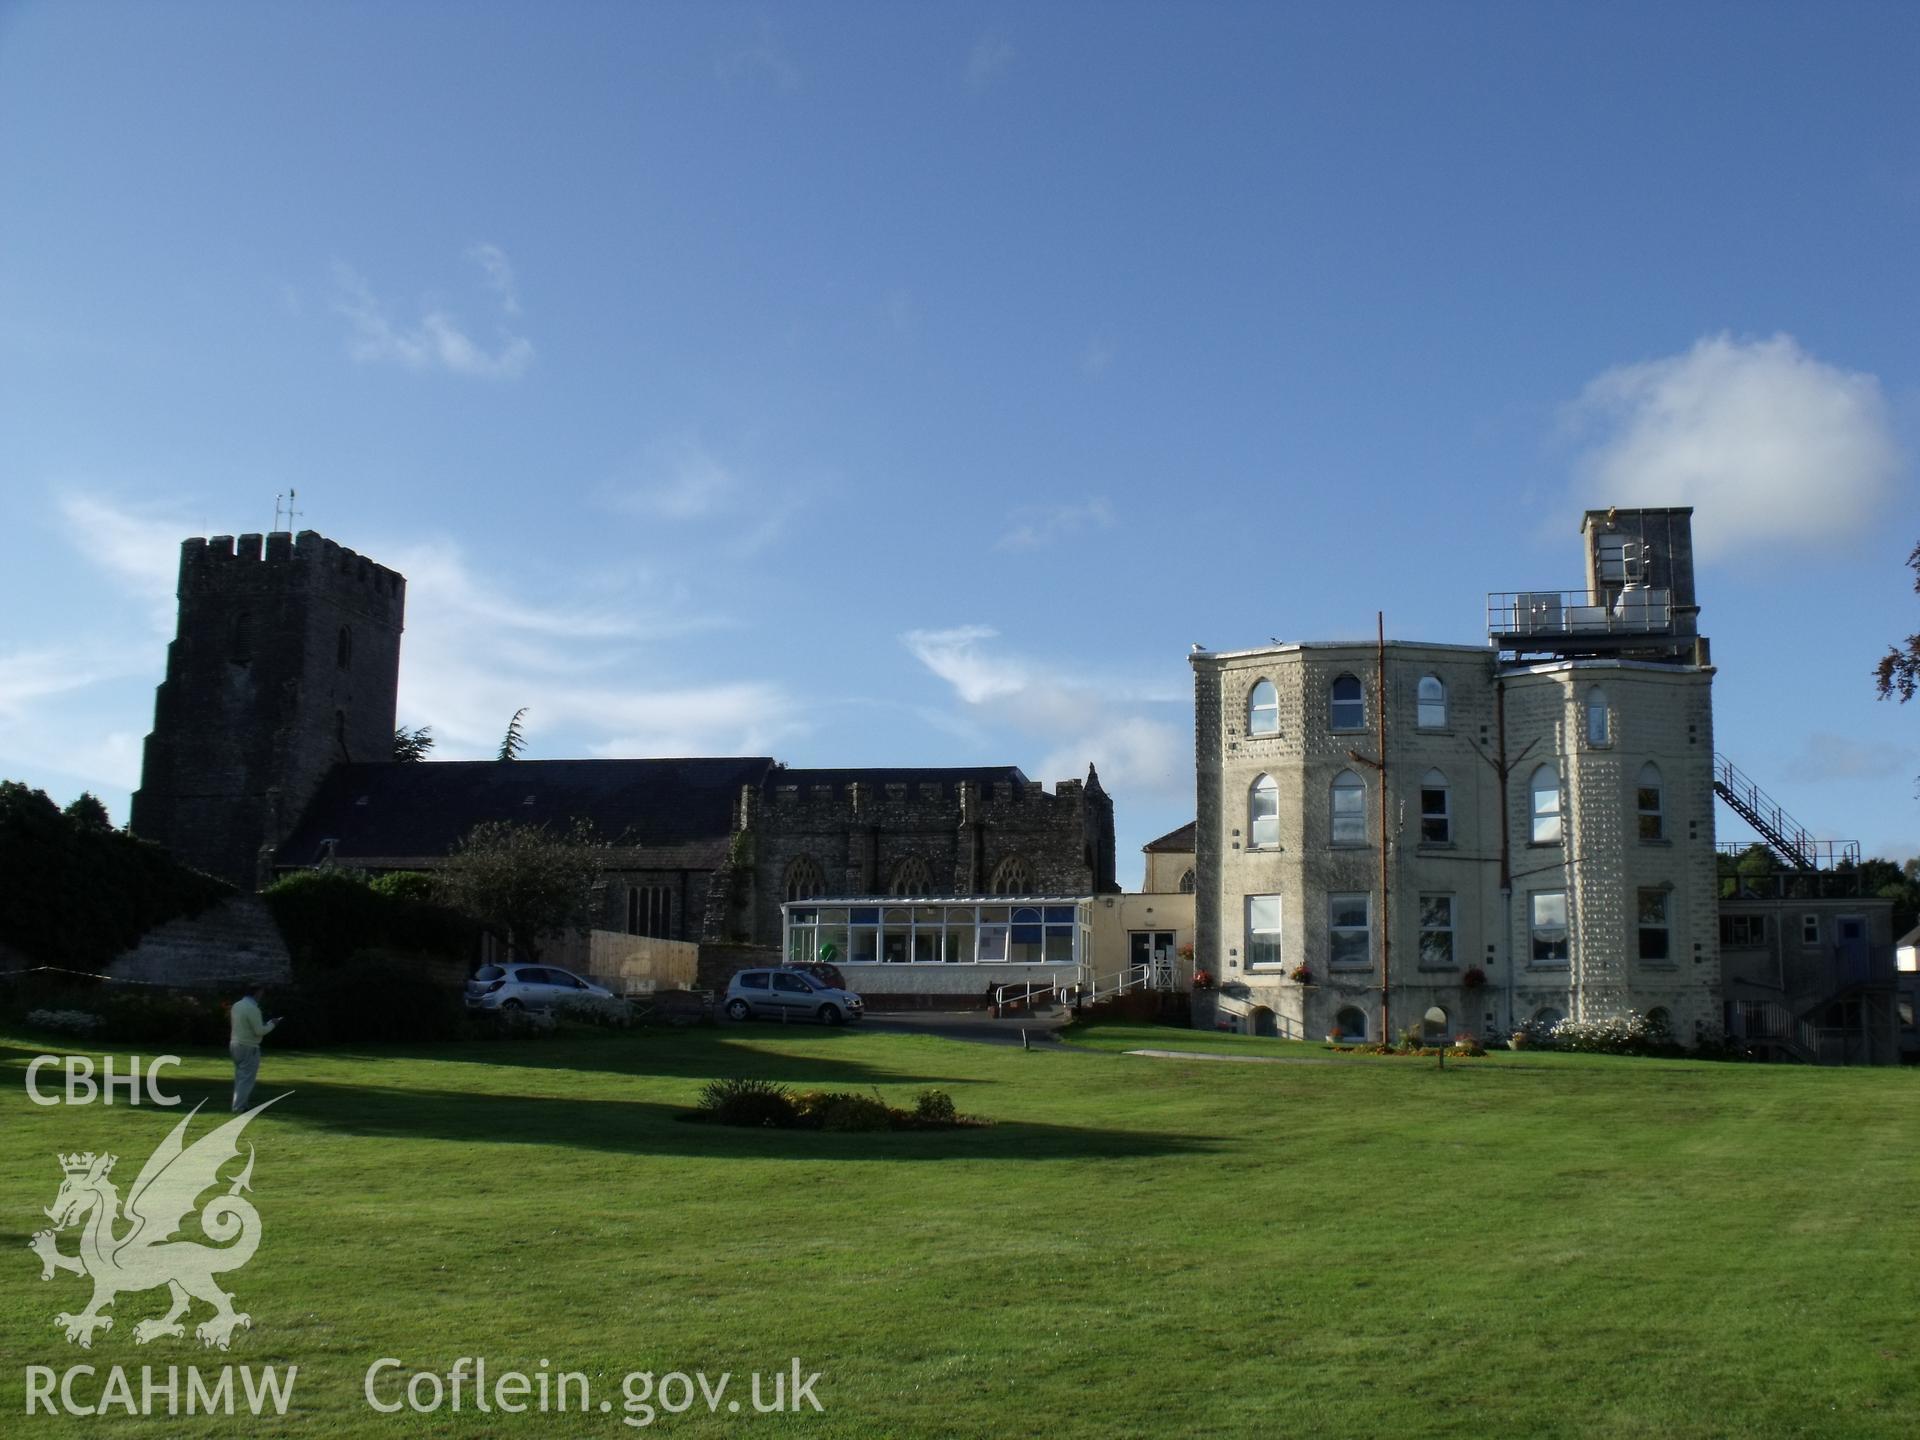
1192, 639, 1721, 1043
131, 531, 405, 888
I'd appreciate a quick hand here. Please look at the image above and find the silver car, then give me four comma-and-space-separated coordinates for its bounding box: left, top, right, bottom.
467, 963, 627, 1020
724, 968, 864, 1025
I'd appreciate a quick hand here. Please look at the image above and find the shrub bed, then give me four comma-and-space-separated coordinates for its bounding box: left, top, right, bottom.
689, 1080, 983, 1132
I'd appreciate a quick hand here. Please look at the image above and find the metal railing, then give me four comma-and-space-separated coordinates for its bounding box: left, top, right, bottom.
1714, 839, 1861, 871
1712, 754, 1824, 871
1727, 1000, 1818, 1062
1487, 588, 1673, 641
1083, 964, 1152, 1004
992, 980, 1060, 1011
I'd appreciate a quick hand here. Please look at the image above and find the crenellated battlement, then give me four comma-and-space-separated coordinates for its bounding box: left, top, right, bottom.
180, 528, 406, 600
760, 772, 1090, 824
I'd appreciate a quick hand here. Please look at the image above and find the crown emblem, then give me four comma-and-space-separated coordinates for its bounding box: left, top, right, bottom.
57, 1152, 112, 1177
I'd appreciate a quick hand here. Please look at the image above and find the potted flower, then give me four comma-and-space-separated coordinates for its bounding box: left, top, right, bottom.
1462, 966, 1487, 990
1177, 941, 1196, 965
1289, 963, 1313, 985
1191, 968, 1216, 991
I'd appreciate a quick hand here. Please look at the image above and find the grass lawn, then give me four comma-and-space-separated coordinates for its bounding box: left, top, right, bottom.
2, 1021, 1917, 1438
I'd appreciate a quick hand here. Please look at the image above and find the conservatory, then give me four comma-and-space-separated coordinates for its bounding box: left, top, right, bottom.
780, 897, 1095, 1000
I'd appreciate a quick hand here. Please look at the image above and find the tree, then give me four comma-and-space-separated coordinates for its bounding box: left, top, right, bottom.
62, 792, 111, 830
433, 819, 609, 963
1874, 541, 1920, 702
392, 726, 435, 763
498, 707, 529, 762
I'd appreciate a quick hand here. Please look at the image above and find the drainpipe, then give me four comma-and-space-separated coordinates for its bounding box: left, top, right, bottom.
1497, 673, 1514, 1036
1378, 612, 1391, 1045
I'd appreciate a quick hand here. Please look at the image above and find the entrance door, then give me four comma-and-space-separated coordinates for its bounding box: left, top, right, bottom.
1129, 931, 1176, 988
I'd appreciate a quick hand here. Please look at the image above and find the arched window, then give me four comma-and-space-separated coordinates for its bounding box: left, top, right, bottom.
1585, 687, 1611, 747
1531, 1006, 1566, 1030
784, 855, 824, 902
1177, 868, 1195, 894
1417, 675, 1447, 728
1645, 1006, 1672, 1036
890, 856, 933, 895
1422, 1007, 1450, 1045
1334, 1005, 1369, 1041
1529, 764, 1562, 844
1249, 774, 1279, 848
1637, 762, 1664, 841
1419, 768, 1450, 844
1329, 674, 1364, 730
1247, 679, 1279, 736
989, 855, 1032, 895
1330, 769, 1366, 845
336, 624, 353, 670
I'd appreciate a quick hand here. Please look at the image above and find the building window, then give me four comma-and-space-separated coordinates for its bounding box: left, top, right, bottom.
1248, 679, 1279, 736
1801, 913, 1820, 946
1720, 914, 1767, 948
627, 884, 672, 939
1177, 868, 1195, 894
1330, 769, 1366, 845
1419, 769, 1450, 844
1637, 763, 1664, 841
1329, 892, 1371, 968
1586, 687, 1611, 747
1334, 1005, 1369, 1041
1329, 674, 1365, 730
890, 856, 933, 895
784, 855, 824, 902
1247, 895, 1282, 970
1418, 893, 1455, 968
989, 856, 1032, 894
1249, 774, 1280, 848
1531, 1006, 1566, 1030
336, 625, 353, 670
1644, 1006, 1672, 1036
1530, 890, 1569, 964
1637, 888, 1670, 961
1529, 765, 1562, 845
1416, 674, 1447, 728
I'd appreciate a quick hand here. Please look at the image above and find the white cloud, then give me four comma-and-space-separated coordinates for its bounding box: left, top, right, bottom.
901, 626, 1188, 800
902, 626, 1029, 704
0, 648, 112, 722
466, 242, 521, 316
1566, 333, 1903, 558
717, 17, 800, 90
331, 252, 533, 380
966, 30, 1016, 88
375, 537, 790, 760
996, 497, 1115, 552
56, 493, 187, 630
1784, 731, 1918, 784
608, 441, 740, 521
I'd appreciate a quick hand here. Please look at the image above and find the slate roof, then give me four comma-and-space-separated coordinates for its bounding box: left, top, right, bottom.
1142, 821, 1196, 853
278, 758, 777, 866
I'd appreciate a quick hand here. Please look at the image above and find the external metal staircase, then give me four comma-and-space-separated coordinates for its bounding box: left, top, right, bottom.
1712, 754, 1824, 871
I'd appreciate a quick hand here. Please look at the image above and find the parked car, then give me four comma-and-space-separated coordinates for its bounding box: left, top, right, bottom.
467, 963, 628, 1020
724, 968, 864, 1025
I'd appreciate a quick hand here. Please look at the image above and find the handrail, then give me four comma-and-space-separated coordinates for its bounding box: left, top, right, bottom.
1486, 588, 1673, 640
1712, 754, 1820, 871
993, 980, 1059, 1010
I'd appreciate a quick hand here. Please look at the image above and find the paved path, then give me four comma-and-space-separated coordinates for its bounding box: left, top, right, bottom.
1123, 1047, 1347, 1066
855, 1010, 1072, 1048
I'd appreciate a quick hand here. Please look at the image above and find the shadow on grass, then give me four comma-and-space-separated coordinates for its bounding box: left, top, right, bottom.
261, 1076, 1216, 1162
0, 1028, 979, 1092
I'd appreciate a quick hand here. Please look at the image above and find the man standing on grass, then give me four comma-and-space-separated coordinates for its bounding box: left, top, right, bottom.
230, 980, 280, 1111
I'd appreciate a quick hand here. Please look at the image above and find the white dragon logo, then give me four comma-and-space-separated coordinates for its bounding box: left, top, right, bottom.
27, 1096, 284, 1350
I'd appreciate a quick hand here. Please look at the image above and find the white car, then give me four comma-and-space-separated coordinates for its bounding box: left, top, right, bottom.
723, 968, 864, 1025
467, 963, 627, 1020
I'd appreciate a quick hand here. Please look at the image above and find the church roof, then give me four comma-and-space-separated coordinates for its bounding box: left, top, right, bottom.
1142, 820, 1196, 853
278, 757, 777, 867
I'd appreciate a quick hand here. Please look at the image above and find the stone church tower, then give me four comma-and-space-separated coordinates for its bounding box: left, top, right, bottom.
130, 530, 405, 888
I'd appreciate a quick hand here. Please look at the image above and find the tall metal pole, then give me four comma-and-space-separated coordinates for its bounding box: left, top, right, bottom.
1377, 611, 1390, 1045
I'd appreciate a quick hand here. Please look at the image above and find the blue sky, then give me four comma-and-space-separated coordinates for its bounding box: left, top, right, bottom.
2, 2, 1916, 874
